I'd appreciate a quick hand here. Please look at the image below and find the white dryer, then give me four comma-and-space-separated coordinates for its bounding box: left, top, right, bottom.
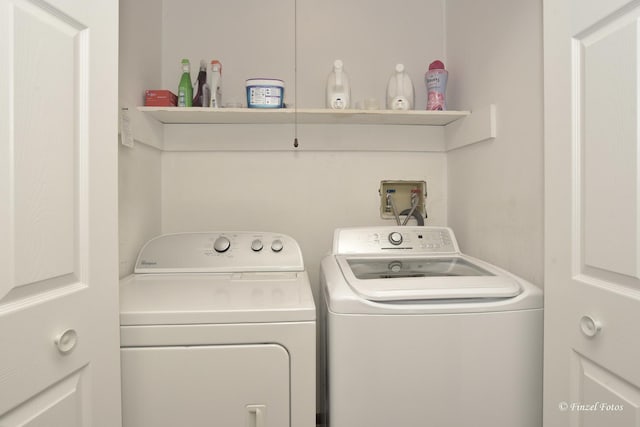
120, 231, 316, 427
321, 226, 543, 427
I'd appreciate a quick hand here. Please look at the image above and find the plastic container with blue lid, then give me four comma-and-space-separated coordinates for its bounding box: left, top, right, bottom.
246, 79, 285, 108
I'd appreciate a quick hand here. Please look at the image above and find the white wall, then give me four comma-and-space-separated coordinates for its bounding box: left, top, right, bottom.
119, 144, 162, 276
445, 0, 544, 285
158, 0, 448, 291
118, 0, 545, 285
295, 0, 444, 109
161, 0, 444, 109
161, 151, 447, 295
118, 0, 163, 277
161, 0, 295, 107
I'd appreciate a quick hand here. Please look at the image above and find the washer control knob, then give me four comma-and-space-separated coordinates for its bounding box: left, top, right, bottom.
389, 232, 403, 245
388, 261, 403, 273
214, 236, 231, 253
251, 239, 264, 252
271, 239, 284, 252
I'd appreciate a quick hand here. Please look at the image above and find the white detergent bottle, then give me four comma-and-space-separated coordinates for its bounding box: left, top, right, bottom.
386, 63, 414, 110
209, 60, 222, 108
326, 59, 350, 109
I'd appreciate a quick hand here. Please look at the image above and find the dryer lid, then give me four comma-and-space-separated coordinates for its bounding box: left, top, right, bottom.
336, 255, 522, 301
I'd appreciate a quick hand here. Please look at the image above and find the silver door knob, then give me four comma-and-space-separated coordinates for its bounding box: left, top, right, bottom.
55, 329, 78, 354
580, 315, 602, 338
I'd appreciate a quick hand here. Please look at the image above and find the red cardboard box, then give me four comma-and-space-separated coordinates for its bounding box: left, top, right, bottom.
145, 90, 178, 107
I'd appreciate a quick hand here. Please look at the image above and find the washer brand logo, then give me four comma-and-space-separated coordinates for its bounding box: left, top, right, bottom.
140, 260, 157, 266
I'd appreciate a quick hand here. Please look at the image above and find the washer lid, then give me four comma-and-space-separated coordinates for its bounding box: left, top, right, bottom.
119, 272, 316, 326
336, 254, 521, 301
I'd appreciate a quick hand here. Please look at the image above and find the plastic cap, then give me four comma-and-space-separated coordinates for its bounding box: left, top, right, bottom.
429, 60, 445, 70
181, 59, 189, 65
395, 63, 405, 73
334, 59, 343, 69
211, 60, 222, 75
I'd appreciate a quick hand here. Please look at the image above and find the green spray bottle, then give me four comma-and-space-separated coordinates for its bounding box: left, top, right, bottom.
177, 59, 193, 107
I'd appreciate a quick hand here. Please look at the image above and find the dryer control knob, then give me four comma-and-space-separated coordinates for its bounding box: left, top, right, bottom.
271, 239, 284, 252
389, 232, 403, 245
214, 236, 231, 253
251, 239, 264, 252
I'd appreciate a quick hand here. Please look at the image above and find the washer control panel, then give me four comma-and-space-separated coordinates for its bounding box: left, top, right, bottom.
334, 226, 459, 254
135, 231, 304, 273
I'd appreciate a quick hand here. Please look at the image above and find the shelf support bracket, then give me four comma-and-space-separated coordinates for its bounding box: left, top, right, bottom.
444, 104, 496, 151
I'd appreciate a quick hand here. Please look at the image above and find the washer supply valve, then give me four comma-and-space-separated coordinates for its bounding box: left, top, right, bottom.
386, 191, 401, 225
379, 180, 427, 225
401, 190, 420, 226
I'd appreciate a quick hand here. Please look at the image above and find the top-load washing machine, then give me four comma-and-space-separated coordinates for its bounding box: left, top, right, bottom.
119, 231, 316, 427
321, 226, 543, 427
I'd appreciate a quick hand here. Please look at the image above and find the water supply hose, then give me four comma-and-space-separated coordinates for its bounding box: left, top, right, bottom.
399, 208, 424, 226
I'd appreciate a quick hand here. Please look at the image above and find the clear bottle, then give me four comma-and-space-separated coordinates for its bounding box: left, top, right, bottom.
177, 59, 193, 107
192, 60, 207, 107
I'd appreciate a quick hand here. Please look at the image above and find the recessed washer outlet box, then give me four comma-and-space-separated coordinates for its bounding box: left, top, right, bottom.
379, 180, 427, 220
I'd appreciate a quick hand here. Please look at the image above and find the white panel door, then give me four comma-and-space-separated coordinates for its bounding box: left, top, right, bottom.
544, 0, 640, 425
0, 0, 121, 425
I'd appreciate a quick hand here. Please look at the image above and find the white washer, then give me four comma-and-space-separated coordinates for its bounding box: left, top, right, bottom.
120, 231, 316, 427
321, 226, 543, 427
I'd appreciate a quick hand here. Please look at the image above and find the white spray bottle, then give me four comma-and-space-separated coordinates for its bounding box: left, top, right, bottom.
209, 60, 222, 108
326, 59, 350, 109
386, 63, 414, 110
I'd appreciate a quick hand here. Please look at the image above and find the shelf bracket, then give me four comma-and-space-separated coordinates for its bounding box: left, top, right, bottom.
444, 104, 496, 151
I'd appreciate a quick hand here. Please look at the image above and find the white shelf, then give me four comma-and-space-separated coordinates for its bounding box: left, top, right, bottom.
137, 106, 470, 126
131, 105, 495, 152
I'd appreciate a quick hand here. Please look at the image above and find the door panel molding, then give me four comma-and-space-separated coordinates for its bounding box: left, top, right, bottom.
0, 368, 88, 426
569, 351, 640, 426
572, 7, 640, 283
